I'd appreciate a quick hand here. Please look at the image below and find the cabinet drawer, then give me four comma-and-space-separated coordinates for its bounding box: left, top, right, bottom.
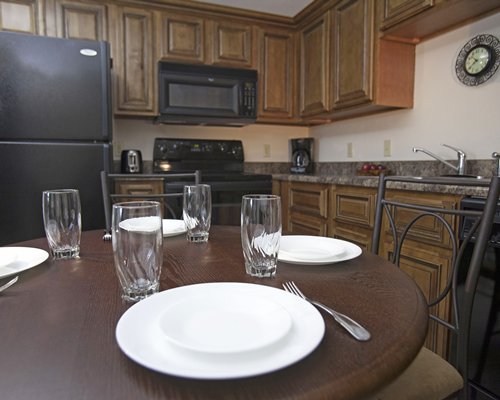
289, 182, 328, 218
289, 212, 328, 236
114, 179, 163, 196
332, 222, 372, 251
332, 186, 375, 228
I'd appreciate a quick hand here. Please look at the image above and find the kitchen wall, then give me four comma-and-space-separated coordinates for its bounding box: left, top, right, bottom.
311, 11, 500, 163
114, 119, 308, 162
115, 11, 500, 163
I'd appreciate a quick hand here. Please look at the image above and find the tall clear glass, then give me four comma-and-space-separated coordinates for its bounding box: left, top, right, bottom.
183, 184, 212, 243
241, 195, 281, 278
42, 189, 81, 259
112, 201, 163, 302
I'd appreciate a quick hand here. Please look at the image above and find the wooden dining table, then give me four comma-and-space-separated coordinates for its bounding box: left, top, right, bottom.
0, 226, 428, 400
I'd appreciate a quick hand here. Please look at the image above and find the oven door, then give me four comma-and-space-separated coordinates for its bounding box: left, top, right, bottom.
164, 179, 272, 226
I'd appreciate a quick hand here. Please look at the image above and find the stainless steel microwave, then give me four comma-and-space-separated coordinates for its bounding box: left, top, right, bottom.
157, 62, 257, 126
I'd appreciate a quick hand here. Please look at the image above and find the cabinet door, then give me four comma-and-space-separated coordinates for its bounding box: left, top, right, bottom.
210, 20, 254, 68
382, 240, 452, 359
299, 12, 330, 116
158, 12, 205, 63
111, 6, 155, 115
52, 0, 107, 40
0, 0, 41, 34
381, 0, 433, 30
331, 0, 374, 110
257, 26, 296, 121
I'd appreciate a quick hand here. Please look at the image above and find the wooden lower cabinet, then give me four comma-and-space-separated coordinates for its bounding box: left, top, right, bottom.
114, 178, 166, 214
286, 181, 329, 235
330, 185, 376, 251
276, 178, 463, 359
381, 189, 462, 359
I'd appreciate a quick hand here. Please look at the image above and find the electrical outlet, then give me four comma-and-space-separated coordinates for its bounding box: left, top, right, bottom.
383, 140, 391, 157
263, 144, 271, 158
347, 142, 353, 158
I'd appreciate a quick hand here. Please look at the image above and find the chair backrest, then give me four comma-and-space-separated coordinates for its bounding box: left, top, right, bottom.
371, 175, 500, 395
100, 171, 201, 232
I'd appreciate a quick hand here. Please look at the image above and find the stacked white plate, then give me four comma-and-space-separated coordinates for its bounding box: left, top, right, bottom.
115, 282, 325, 379
278, 235, 362, 265
162, 219, 187, 237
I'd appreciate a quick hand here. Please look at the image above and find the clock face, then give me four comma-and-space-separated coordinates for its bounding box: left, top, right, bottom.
464, 46, 491, 75
455, 34, 500, 86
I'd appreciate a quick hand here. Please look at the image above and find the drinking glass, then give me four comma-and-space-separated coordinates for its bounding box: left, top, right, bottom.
183, 184, 212, 243
241, 195, 281, 278
42, 189, 81, 259
112, 201, 163, 302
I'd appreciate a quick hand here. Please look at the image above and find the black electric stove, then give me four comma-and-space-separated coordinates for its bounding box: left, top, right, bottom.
153, 138, 272, 225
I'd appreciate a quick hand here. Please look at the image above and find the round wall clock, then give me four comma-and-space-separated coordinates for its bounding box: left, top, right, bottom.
455, 34, 500, 86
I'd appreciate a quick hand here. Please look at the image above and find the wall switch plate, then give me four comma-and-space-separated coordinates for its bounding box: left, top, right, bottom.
347, 142, 353, 158
383, 140, 391, 157
263, 144, 271, 158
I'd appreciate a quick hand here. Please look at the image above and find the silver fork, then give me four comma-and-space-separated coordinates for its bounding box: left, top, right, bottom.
0, 276, 18, 293
283, 281, 371, 342
103, 230, 112, 241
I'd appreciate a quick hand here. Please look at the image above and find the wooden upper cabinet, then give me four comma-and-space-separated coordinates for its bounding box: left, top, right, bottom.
379, 0, 500, 41
0, 0, 41, 34
52, 0, 108, 41
257, 26, 297, 122
110, 5, 156, 115
158, 12, 205, 63
210, 20, 254, 68
381, 0, 433, 30
299, 12, 330, 117
330, 0, 374, 110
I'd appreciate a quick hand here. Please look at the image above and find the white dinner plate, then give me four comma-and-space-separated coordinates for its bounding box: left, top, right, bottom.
0, 247, 49, 279
278, 235, 362, 265
116, 282, 325, 379
162, 219, 187, 237
158, 291, 292, 354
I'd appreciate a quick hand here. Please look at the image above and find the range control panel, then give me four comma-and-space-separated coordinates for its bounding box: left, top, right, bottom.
153, 138, 244, 162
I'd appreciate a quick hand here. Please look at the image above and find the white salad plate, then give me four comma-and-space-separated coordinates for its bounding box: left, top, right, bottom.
116, 282, 325, 379
278, 235, 362, 265
162, 219, 187, 237
0, 247, 49, 279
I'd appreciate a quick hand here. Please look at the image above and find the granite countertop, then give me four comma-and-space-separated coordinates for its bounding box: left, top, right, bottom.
272, 173, 492, 197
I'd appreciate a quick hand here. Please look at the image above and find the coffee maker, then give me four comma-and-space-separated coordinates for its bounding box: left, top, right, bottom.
290, 138, 314, 174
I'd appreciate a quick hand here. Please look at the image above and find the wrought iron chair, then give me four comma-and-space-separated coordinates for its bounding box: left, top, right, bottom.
369, 175, 500, 400
100, 171, 201, 240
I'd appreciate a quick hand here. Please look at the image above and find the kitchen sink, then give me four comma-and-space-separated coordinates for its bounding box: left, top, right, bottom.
439, 174, 485, 179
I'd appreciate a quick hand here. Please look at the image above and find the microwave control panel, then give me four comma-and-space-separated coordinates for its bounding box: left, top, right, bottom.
241, 82, 257, 117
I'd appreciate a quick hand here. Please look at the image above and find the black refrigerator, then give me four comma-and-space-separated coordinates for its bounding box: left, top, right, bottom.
0, 31, 112, 246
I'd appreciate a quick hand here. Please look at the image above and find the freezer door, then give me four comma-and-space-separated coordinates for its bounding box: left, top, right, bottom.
0, 142, 112, 246
0, 31, 111, 141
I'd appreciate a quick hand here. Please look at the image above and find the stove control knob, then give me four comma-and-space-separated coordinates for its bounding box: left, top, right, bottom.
218, 143, 228, 153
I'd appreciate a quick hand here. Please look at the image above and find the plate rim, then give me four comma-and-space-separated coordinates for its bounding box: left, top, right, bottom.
278, 235, 362, 265
115, 282, 325, 379
0, 246, 49, 279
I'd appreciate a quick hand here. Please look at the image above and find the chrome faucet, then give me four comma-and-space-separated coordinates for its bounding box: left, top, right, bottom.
412, 143, 467, 175
493, 152, 500, 176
